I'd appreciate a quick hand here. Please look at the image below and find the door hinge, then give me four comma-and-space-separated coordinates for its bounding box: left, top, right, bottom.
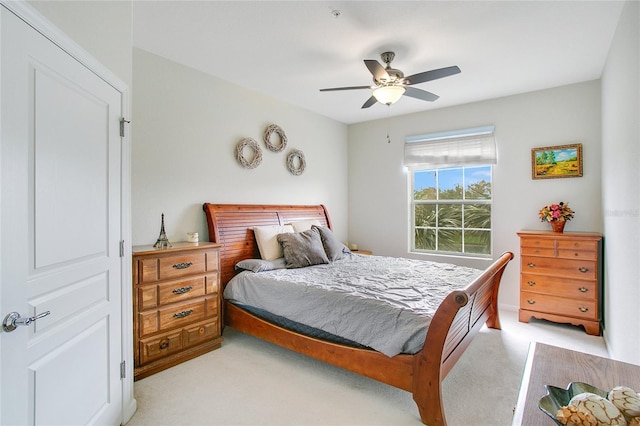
120, 360, 126, 379
119, 240, 125, 257
120, 117, 130, 138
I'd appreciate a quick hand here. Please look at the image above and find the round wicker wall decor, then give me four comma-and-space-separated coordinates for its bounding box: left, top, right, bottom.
286, 149, 306, 176
263, 124, 287, 153
236, 137, 262, 169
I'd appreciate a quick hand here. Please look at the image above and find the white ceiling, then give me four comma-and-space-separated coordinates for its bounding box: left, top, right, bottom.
132, 1, 624, 124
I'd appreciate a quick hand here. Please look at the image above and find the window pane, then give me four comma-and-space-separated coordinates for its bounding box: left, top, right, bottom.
437, 204, 462, 227
438, 168, 463, 200
438, 229, 462, 252
464, 166, 492, 200
414, 171, 436, 200
464, 204, 491, 229
415, 228, 435, 250
410, 164, 492, 257
415, 204, 436, 227
464, 229, 491, 254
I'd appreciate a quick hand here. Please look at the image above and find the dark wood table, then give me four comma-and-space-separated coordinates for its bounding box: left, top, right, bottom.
512, 342, 640, 425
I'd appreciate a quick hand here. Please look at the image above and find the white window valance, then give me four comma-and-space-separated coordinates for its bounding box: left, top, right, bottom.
404, 125, 497, 169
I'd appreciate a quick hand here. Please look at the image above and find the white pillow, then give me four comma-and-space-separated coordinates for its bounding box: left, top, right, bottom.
288, 219, 321, 232
253, 225, 294, 260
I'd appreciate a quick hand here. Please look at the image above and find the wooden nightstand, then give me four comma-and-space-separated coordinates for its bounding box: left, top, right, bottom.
517, 231, 603, 335
352, 249, 372, 255
132, 241, 223, 380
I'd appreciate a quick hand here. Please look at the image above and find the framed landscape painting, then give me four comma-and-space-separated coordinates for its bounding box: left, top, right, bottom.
531, 143, 583, 179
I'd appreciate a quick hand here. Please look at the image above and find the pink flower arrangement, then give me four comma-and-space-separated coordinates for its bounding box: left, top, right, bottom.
539, 202, 575, 222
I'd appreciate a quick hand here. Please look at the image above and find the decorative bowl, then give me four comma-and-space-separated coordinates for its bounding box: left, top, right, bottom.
539, 382, 609, 424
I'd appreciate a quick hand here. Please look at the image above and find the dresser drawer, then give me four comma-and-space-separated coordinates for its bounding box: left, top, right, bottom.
522, 256, 597, 280
520, 274, 596, 300
138, 276, 207, 311
139, 296, 217, 337
520, 292, 597, 320
158, 299, 207, 332
158, 252, 209, 280
521, 247, 555, 257
137, 252, 206, 283
158, 277, 207, 306
183, 320, 219, 348
139, 330, 183, 365
557, 248, 598, 261
520, 237, 555, 249
557, 239, 598, 252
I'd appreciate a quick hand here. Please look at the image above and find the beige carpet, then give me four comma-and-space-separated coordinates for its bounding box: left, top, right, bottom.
126, 309, 607, 426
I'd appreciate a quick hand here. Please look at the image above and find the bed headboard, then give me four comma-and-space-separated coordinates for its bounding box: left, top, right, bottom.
202, 203, 332, 287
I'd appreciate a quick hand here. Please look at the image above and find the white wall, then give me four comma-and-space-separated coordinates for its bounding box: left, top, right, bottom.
601, 0, 639, 365
28, 0, 132, 87
131, 49, 349, 246
348, 81, 603, 310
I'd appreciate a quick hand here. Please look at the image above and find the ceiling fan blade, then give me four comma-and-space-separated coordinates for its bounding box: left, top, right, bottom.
404, 87, 440, 102
361, 96, 377, 109
364, 59, 389, 82
319, 85, 371, 92
405, 65, 461, 85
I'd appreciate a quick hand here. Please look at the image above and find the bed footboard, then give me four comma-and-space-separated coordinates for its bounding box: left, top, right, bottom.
412, 251, 514, 426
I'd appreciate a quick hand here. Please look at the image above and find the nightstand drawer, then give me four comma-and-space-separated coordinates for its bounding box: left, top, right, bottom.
520, 274, 596, 300
521, 292, 597, 320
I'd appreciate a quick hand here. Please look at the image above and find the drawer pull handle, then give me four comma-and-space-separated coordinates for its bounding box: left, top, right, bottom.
159, 339, 170, 350
578, 267, 589, 273
527, 281, 536, 286
173, 309, 193, 319
527, 262, 536, 268
578, 287, 588, 293
527, 299, 536, 305
172, 286, 193, 295
579, 307, 589, 313
173, 262, 193, 270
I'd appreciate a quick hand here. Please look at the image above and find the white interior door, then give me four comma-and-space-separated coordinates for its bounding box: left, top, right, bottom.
0, 6, 123, 425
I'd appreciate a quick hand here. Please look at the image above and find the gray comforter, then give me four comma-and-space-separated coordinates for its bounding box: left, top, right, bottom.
223, 254, 482, 357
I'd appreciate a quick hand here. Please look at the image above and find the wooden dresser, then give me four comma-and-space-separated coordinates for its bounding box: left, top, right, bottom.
517, 231, 603, 335
132, 241, 223, 380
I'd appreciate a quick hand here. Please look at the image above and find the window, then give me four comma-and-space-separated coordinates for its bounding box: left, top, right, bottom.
405, 126, 496, 257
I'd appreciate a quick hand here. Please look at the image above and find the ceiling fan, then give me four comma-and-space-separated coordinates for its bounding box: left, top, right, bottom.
319, 51, 461, 109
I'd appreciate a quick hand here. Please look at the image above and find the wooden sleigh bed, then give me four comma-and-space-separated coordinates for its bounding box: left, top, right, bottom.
203, 203, 513, 426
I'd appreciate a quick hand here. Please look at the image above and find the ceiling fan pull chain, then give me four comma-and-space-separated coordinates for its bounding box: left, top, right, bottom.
386, 105, 391, 143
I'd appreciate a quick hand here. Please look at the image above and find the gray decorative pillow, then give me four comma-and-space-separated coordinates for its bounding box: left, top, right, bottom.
277, 227, 329, 269
312, 225, 351, 261
235, 258, 286, 272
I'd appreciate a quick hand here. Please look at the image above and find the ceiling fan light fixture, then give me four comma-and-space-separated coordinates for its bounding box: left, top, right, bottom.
373, 85, 405, 105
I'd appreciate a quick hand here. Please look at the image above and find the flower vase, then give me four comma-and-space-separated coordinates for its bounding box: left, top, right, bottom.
550, 220, 566, 233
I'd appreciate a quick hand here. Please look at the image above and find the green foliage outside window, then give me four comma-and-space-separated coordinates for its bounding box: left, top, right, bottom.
412, 166, 492, 256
